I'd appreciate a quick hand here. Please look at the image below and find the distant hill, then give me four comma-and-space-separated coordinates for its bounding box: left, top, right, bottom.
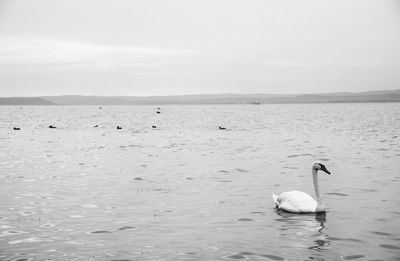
41, 94, 294, 105
0, 97, 56, 105
42, 95, 133, 105
261, 93, 400, 104
1, 89, 400, 105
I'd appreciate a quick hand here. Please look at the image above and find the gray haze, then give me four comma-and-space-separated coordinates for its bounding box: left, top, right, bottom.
0, 0, 399, 97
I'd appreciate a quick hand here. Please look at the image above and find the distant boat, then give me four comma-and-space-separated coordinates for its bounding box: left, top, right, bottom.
250, 101, 261, 105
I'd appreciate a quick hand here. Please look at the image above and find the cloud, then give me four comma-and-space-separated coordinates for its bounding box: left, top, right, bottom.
0, 35, 198, 70
261, 61, 313, 68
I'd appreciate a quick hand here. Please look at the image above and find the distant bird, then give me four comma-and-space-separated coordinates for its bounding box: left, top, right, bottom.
49, 125, 56, 129
152, 125, 157, 128
13, 127, 20, 130
219, 126, 226, 130
94, 125, 98, 128
272, 161, 331, 213
117, 126, 122, 130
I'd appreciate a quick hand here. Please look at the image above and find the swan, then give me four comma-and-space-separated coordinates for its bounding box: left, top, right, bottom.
272, 161, 331, 213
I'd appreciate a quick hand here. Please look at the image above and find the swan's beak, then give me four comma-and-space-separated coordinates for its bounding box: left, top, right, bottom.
320, 165, 331, 175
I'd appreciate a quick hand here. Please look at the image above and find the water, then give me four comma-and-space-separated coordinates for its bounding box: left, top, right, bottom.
0, 103, 399, 261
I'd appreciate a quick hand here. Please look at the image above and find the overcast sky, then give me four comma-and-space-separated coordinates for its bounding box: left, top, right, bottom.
0, 0, 399, 97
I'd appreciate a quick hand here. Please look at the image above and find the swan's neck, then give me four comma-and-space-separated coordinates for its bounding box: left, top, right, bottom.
312, 169, 324, 210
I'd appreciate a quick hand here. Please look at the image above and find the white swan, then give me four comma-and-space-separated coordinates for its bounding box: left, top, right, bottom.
272, 161, 331, 213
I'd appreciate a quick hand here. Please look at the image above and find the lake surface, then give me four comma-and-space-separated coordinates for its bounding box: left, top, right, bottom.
0, 103, 399, 261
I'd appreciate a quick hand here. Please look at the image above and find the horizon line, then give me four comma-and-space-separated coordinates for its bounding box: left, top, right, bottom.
1, 88, 400, 98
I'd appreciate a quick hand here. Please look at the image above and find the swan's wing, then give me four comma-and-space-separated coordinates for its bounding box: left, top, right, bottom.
279, 201, 303, 213
276, 191, 317, 213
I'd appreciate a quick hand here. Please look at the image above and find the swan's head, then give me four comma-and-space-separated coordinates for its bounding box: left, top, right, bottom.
312, 161, 331, 175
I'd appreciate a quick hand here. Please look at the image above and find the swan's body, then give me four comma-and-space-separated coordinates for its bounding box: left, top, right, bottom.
273, 191, 317, 213
273, 162, 331, 213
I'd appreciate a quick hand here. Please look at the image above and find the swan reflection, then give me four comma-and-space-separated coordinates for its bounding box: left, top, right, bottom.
275, 210, 331, 260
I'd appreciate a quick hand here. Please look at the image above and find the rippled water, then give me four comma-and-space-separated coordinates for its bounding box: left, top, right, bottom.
0, 103, 399, 261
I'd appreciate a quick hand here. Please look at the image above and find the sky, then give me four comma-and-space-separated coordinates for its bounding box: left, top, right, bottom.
0, 0, 399, 97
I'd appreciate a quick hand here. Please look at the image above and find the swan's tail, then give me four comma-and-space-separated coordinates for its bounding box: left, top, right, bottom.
272, 194, 279, 207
